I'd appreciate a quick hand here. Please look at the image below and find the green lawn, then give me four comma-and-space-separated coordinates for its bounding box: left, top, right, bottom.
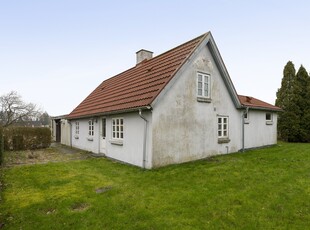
0, 142, 309, 229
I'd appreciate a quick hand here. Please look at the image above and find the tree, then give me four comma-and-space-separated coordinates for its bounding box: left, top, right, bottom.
294, 65, 310, 142
0, 91, 40, 127
276, 61, 298, 141
276, 62, 310, 142
39, 112, 51, 126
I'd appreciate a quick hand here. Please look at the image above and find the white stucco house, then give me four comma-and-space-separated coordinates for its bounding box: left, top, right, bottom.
65, 32, 281, 168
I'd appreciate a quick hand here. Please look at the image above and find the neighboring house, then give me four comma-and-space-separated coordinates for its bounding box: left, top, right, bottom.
65, 32, 281, 168
51, 115, 71, 146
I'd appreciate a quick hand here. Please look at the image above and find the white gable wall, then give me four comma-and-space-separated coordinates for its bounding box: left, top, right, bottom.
151, 43, 242, 167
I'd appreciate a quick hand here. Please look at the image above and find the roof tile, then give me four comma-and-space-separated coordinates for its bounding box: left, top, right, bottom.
68, 33, 207, 119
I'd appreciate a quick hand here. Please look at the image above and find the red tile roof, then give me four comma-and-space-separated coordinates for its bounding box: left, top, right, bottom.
67, 32, 281, 119
68, 33, 208, 119
238, 95, 282, 111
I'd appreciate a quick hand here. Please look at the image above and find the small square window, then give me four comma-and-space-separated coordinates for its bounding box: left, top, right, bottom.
266, 113, 272, 121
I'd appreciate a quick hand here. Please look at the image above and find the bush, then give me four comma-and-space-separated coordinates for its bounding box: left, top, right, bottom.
0, 126, 3, 165
3, 127, 51, 151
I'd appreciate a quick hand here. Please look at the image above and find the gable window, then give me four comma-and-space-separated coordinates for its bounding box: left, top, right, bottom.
75, 121, 79, 135
266, 113, 273, 125
112, 118, 123, 140
88, 120, 94, 136
197, 72, 211, 102
218, 116, 230, 143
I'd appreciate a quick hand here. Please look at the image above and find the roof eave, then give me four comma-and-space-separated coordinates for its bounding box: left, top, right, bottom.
67, 106, 152, 120
240, 105, 282, 112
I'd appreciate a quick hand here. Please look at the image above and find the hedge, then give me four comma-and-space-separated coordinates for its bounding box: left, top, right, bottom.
0, 126, 3, 165
3, 127, 51, 151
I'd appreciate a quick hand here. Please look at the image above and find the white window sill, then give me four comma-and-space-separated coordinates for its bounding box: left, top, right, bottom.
110, 139, 123, 146
87, 137, 94, 141
266, 121, 273, 125
218, 138, 230, 144
244, 120, 250, 124
197, 97, 211, 103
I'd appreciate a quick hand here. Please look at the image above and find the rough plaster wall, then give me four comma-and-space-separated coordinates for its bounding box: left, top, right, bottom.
71, 112, 153, 168
244, 111, 278, 148
152, 45, 241, 167
71, 118, 99, 153
104, 112, 153, 168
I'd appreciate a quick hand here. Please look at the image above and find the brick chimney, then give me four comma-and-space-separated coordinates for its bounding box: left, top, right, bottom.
136, 49, 153, 64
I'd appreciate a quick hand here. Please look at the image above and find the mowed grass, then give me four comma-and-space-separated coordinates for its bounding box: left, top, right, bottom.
0, 142, 309, 229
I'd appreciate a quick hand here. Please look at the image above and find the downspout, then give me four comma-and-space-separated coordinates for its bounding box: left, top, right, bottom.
242, 107, 249, 152
139, 109, 148, 169
68, 120, 72, 148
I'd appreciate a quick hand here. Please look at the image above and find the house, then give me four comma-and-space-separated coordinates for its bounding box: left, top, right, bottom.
66, 32, 281, 168
50, 115, 71, 146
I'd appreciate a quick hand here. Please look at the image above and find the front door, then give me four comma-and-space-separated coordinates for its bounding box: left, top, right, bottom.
100, 118, 106, 154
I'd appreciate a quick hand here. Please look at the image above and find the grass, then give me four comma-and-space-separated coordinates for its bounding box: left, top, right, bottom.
0, 142, 309, 229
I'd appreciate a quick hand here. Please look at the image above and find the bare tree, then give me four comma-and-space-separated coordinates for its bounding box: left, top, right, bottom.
0, 91, 40, 127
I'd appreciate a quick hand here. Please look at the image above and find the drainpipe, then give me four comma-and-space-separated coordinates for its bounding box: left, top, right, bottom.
139, 109, 148, 169
68, 120, 72, 148
242, 107, 249, 152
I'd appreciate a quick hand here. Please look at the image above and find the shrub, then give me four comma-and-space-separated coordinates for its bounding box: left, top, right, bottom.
0, 126, 3, 165
3, 127, 51, 151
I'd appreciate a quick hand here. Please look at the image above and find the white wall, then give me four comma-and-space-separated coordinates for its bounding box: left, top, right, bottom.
244, 111, 278, 149
151, 43, 242, 167
61, 119, 71, 146
71, 111, 153, 168
71, 118, 99, 153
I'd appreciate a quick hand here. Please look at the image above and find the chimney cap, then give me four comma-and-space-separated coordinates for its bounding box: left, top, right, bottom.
136, 49, 153, 54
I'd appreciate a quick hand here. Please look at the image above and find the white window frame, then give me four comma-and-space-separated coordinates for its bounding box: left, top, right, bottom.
75, 121, 79, 135
266, 113, 273, 125
112, 118, 124, 140
244, 111, 250, 124
88, 120, 94, 136
197, 72, 211, 100
218, 116, 229, 139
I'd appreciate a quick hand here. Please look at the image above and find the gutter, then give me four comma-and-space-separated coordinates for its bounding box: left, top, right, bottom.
138, 108, 149, 169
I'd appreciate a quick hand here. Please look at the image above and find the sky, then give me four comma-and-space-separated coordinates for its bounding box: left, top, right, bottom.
1, 0, 309, 116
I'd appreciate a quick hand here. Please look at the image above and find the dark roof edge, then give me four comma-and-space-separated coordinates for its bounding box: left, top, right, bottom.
67, 106, 152, 120
239, 105, 283, 112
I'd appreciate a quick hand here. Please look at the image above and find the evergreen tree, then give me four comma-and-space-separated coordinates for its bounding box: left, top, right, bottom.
294, 65, 310, 142
276, 61, 298, 141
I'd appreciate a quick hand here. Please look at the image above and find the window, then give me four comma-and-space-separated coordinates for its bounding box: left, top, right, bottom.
88, 120, 94, 136
266, 113, 273, 125
197, 72, 211, 100
244, 111, 249, 124
112, 118, 123, 140
75, 122, 79, 135
266, 113, 272, 121
102, 118, 106, 139
218, 116, 229, 138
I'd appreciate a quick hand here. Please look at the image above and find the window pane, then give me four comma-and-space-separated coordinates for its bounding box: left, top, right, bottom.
198, 89, 202, 96
198, 74, 202, 81
120, 119, 123, 125
218, 118, 221, 123
218, 131, 222, 136
120, 133, 123, 139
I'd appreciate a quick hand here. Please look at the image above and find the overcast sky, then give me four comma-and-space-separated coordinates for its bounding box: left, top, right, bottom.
1, 0, 309, 116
